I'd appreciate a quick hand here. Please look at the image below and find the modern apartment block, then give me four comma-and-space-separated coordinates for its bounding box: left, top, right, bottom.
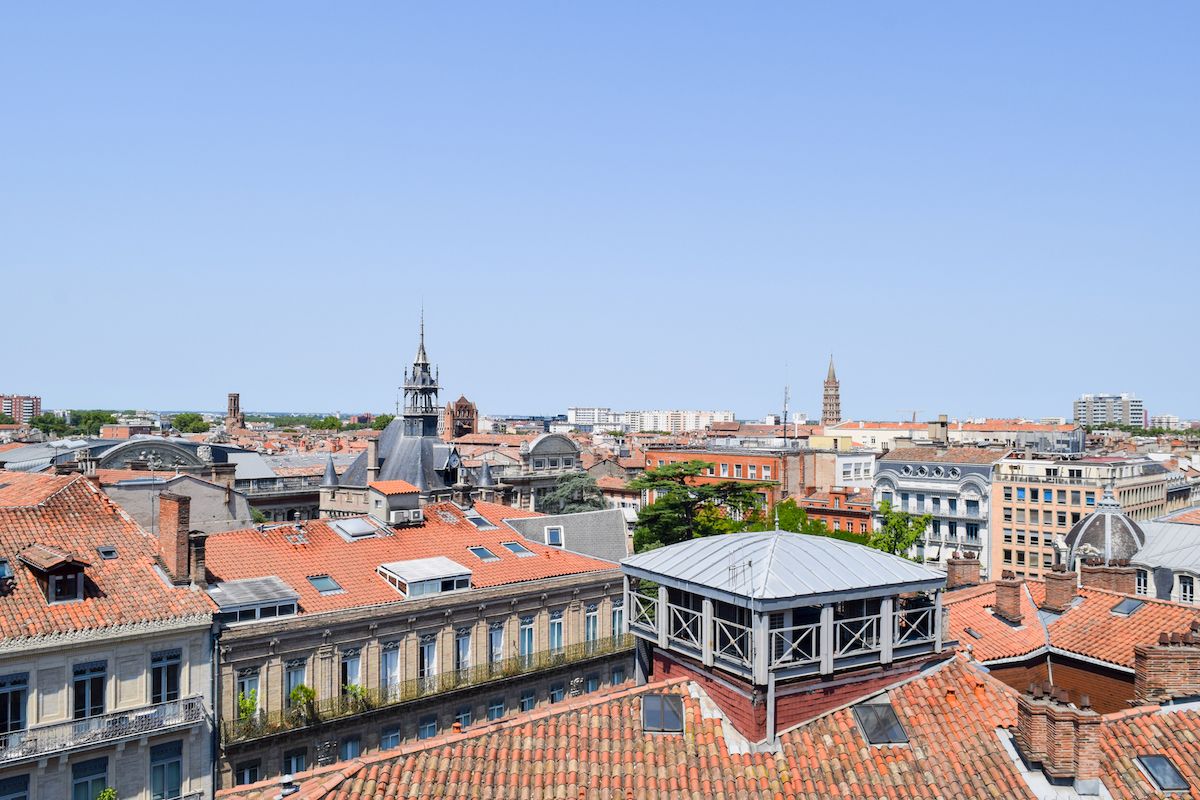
989, 454, 1169, 580
566, 408, 735, 434
1072, 393, 1145, 427
873, 447, 1008, 576
0, 395, 40, 425
0, 473, 215, 800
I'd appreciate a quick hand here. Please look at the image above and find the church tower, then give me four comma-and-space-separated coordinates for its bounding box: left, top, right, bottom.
401, 312, 441, 437
822, 355, 841, 427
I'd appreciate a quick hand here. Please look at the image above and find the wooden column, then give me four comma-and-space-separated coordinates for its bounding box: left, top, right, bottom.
657, 585, 669, 648
752, 611, 768, 685
879, 597, 894, 665
934, 590, 944, 652
820, 605, 835, 674
701, 597, 714, 668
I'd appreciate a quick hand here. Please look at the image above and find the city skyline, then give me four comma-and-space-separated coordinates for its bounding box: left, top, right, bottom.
3, 4, 1198, 418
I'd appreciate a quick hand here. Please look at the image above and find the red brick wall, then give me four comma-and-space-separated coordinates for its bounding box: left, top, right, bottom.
158, 492, 190, 582
990, 656, 1133, 714
652, 652, 764, 740
1134, 642, 1200, 704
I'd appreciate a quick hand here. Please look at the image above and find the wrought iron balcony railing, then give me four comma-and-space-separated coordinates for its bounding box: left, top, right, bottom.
222, 634, 634, 744
0, 696, 207, 766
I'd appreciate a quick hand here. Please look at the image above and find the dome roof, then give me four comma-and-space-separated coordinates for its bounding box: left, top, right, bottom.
1064, 486, 1145, 565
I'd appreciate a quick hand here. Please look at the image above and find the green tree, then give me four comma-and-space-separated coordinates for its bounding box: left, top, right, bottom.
371, 414, 395, 430
251, 508, 267, 524
741, 498, 836, 536
69, 410, 117, 436
171, 412, 210, 433
0, 413, 14, 425
28, 413, 68, 436
311, 415, 342, 430
538, 472, 605, 514
869, 500, 932, 556
629, 460, 768, 551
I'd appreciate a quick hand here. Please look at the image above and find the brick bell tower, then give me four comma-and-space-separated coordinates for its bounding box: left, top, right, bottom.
822, 355, 841, 427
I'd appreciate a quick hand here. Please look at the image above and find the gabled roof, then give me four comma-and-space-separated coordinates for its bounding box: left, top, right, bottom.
0, 470, 213, 642
369, 480, 419, 496
622, 531, 945, 608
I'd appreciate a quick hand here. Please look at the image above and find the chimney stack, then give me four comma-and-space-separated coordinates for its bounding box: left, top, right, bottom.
158, 493, 191, 585
188, 530, 208, 587
1079, 558, 1137, 596
1015, 682, 1101, 796
1043, 563, 1078, 612
366, 439, 380, 484
994, 571, 1024, 624
1134, 623, 1200, 704
945, 551, 981, 590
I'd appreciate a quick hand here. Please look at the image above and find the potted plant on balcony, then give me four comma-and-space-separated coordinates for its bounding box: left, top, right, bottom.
343, 683, 370, 713
96, 789, 117, 800
288, 684, 317, 725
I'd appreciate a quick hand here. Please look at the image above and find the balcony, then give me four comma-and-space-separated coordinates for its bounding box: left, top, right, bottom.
222, 634, 633, 744
0, 696, 207, 766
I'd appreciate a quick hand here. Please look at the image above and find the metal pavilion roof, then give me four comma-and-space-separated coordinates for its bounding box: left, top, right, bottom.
622, 531, 945, 610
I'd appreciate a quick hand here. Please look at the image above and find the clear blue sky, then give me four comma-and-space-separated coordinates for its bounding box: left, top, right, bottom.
2, 4, 1197, 421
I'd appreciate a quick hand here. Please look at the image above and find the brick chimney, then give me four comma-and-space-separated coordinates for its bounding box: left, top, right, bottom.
188, 530, 208, 587
1080, 559, 1137, 596
1043, 564, 1078, 613
158, 493, 191, 584
993, 571, 1024, 624
945, 551, 981, 590
366, 439, 380, 484
1014, 683, 1101, 796
1134, 625, 1200, 704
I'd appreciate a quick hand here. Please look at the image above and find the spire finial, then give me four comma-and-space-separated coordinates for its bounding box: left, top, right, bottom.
827, 354, 837, 382
413, 306, 429, 366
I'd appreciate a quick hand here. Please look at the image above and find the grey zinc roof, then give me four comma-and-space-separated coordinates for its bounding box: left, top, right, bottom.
622, 532, 945, 609
207, 575, 300, 611
221, 451, 277, 480
379, 556, 471, 583
1132, 521, 1200, 573
338, 418, 456, 492
503, 508, 628, 563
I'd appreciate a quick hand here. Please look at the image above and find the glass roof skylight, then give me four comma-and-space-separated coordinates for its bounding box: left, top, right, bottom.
852, 703, 909, 745
307, 574, 343, 594
502, 541, 534, 557
1111, 597, 1144, 616
469, 546, 499, 562
1139, 755, 1188, 791
642, 695, 684, 733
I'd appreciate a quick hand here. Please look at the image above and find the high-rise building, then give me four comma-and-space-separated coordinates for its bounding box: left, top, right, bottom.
1072, 393, 1145, 427
0, 394, 41, 424
821, 356, 841, 427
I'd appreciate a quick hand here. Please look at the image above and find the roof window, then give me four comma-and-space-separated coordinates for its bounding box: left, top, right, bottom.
96, 546, 118, 560
964, 627, 984, 639
502, 541, 535, 558
1111, 597, 1144, 616
1138, 754, 1188, 791
642, 694, 684, 733
468, 546, 499, 562
852, 702, 909, 745
545, 526, 564, 547
307, 575, 343, 595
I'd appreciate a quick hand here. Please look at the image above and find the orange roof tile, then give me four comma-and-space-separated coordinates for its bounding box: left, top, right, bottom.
368, 480, 420, 495
203, 501, 613, 615
0, 471, 213, 642
1049, 587, 1200, 670
944, 583, 1047, 662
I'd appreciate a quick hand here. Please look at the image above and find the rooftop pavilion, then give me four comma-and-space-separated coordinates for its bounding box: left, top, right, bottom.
621, 530, 949, 741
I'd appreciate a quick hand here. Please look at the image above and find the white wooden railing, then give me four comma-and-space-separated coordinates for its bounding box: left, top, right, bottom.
769, 622, 821, 667
713, 618, 752, 665
834, 614, 881, 657
666, 602, 702, 650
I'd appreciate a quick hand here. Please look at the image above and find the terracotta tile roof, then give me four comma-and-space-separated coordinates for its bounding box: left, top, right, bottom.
944, 583, 1048, 663
1049, 587, 1200, 670
1101, 706, 1200, 799
203, 501, 613, 615
450, 433, 535, 447
0, 471, 213, 642
880, 446, 1010, 464
0, 442, 27, 454
18, 543, 89, 571
219, 656, 1035, 800
946, 579, 1200, 670
595, 476, 634, 491
368, 480, 420, 495
1167, 507, 1200, 525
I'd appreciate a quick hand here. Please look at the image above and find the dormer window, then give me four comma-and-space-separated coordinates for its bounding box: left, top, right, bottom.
50, 571, 84, 603
545, 526, 564, 547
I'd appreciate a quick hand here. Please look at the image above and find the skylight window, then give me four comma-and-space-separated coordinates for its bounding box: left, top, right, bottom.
1111, 597, 1144, 616
852, 702, 909, 745
468, 546, 499, 562
465, 514, 497, 530
642, 694, 684, 733
1138, 755, 1188, 791
965, 627, 984, 639
96, 546, 118, 560
545, 526, 564, 547
502, 541, 534, 557
0, 560, 11, 580
307, 575, 343, 595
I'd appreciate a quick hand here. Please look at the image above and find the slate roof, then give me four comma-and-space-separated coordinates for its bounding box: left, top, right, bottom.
623, 531, 945, 607
338, 419, 456, 491
503, 508, 628, 563
1065, 488, 1146, 565
0, 471, 213, 642
203, 501, 614, 615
